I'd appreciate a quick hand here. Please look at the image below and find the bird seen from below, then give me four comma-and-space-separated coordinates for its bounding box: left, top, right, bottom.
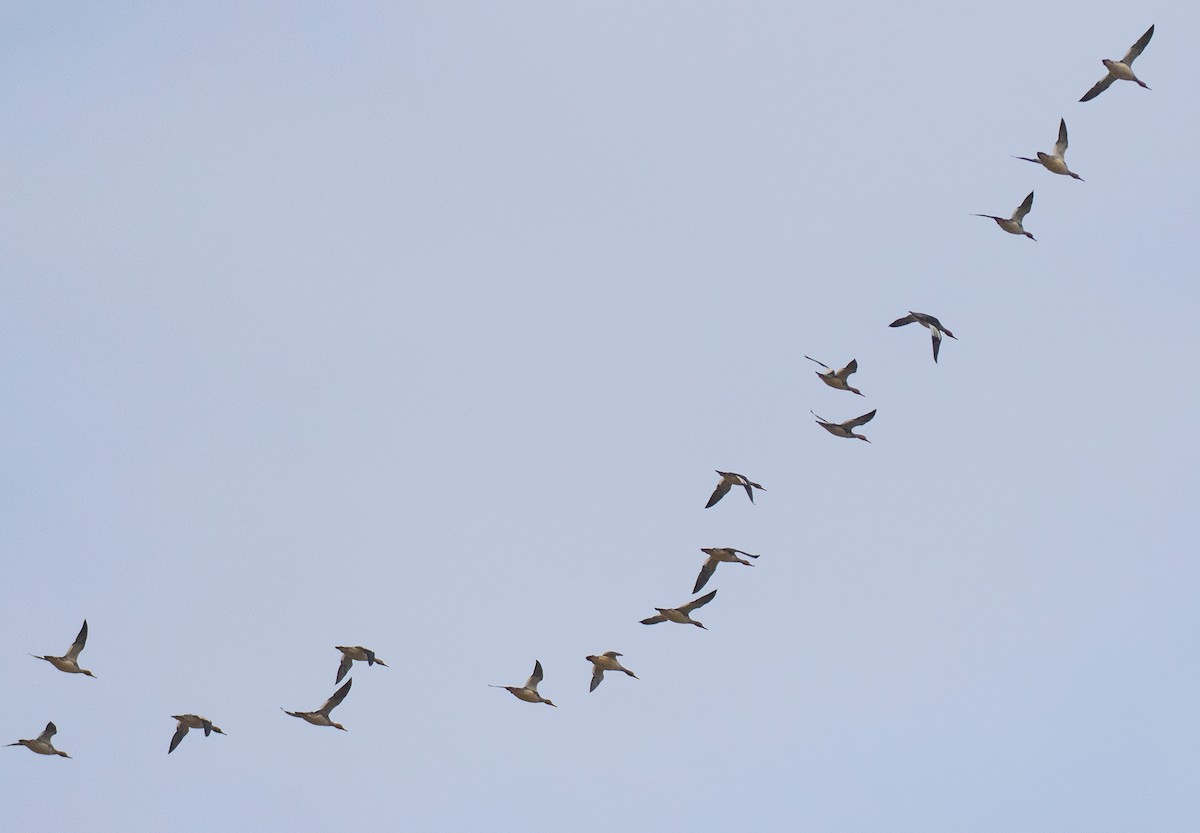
640, 589, 719, 629
32, 620, 95, 678
693, 547, 760, 593
283, 678, 354, 730
812, 409, 877, 443
705, 471, 765, 508
889, 311, 958, 363
585, 652, 639, 692
804, 356, 864, 395
1015, 119, 1084, 180
491, 660, 556, 707
1080, 24, 1154, 102
972, 191, 1036, 240
168, 714, 226, 754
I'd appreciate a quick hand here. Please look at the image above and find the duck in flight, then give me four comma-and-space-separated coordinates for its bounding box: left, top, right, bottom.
283, 678, 353, 729
490, 660, 556, 707
1015, 119, 1083, 181
804, 356, 864, 395
7, 722, 70, 758
812, 409, 877, 443
168, 715, 226, 754
32, 620, 95, 678
889, 311, 958, 363
705, 471, 765, 508
1080, 25, 1154, 102
640, 589, 718, 629
972, 191, 1036, 240
693, 547, 760, 593
335, 646, 388, 684
585, 652, 639, 692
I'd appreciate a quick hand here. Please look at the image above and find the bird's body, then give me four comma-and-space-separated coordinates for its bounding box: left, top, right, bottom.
1015, 119, 1083, 180
1081, 25, 1154, 102
812, 409, 877, 443
335, 646, 388, 684
32, 620, 95, 677
705, 471, 765, 508
804, 356, 863, 395
585, 652, 639, 692
693, 547, 760, 593
973, 191, 1036, 240
169, 714, 226, 754
7, 722, 70, 758
889, 311, 958, 362
640, 589, 718, 629
491, 660, 556, 706
283, 678, 353, 729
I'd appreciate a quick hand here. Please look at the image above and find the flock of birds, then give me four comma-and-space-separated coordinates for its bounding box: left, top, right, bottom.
8, 23, 1158, 759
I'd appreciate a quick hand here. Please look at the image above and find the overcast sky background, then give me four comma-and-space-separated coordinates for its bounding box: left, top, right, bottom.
3, 2, 1198, 831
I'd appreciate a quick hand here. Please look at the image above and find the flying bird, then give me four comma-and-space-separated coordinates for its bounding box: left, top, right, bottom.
490, 660, 556, 707
1015, 119, 1084, 180
335, 646, 388, 684
32, 620, 95, 678
812, 409, 877, 443
7, 722, 70, 758
889, 312, 958, 362
705, 471, 765, 508
585, 652, 639, 692
640, 589, 718, 629
168, 715, 226, 754
282, 678, 354, 730
1080, 25, 1154, 102
972, 191, 1036, 240
693, 547, 760, 594
804, 356, 864, 395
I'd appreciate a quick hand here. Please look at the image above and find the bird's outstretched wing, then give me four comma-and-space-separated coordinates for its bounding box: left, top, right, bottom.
1124, 24, 1154, 64
681, 589, 718, 613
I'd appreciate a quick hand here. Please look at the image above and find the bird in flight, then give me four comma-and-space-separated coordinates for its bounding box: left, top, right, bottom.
283, 678, 354, 729
168, 715, 226, 754
972, 191, 1036, 240
693, 547, 760, 594
7, 722, 70, 758
812, 409, 877, 443
1080, 25, 1154, 102
889, 312, 958, 363
705, 471, 765, 508
32, 620, 95, 678
804, 356, 864, 395
640, 589, 719, 629
1015, 119, 1084, 181
335, 646, 388, 684
585, 652, 639, 692
490, 660, 556, 707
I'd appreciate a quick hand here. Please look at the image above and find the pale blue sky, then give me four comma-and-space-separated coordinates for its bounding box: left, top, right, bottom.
3, 3, 1198, 831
